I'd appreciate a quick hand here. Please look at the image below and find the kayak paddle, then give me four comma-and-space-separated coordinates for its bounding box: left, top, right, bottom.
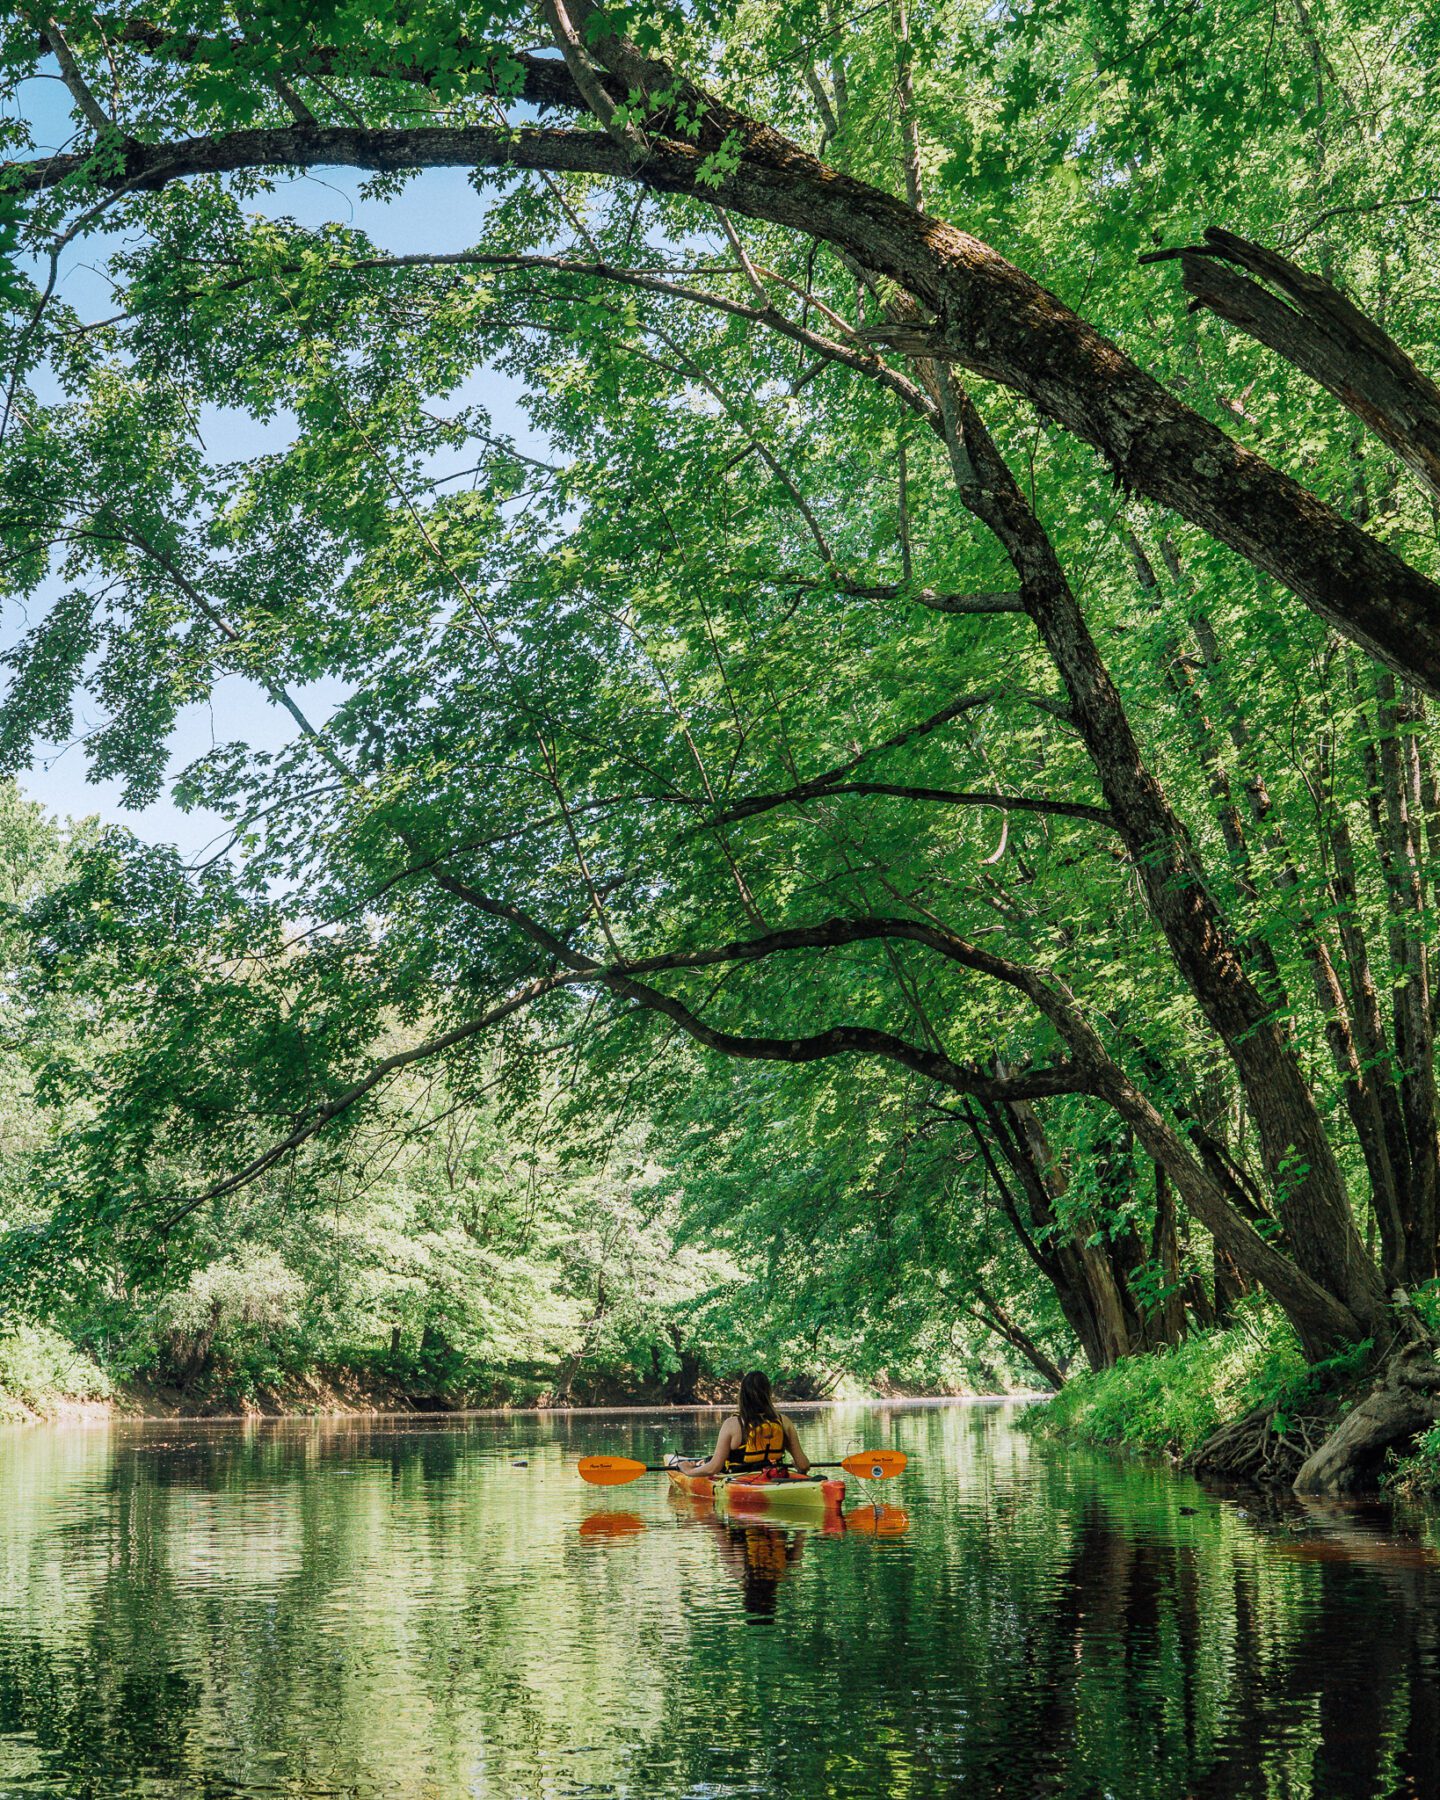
578, 1451, 907, 1486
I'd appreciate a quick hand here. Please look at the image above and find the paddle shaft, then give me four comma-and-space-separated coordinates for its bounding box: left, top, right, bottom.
617, 1459, 873, 1473
577, 1449, 905, 1485
581, 1460, 823, 1476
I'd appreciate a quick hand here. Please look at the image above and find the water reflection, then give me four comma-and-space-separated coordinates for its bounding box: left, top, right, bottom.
579, 1509, 647, 1540
0, 1406, 1437, 1796
843, 1501, 911, 1535
671, 1500, 808, 1619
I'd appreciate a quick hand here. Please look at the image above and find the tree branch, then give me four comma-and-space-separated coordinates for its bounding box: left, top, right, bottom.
158, 967, 587, 1226
779, 572, 1024, 613
539, 0, 646, 155
147, 884, 1363, 1349
1146, 227, 1440, 504
710, 781, 1115, 829
40, 20, 123, 137
8, 51, 1440, 694
13, 109, 1440, 688
701, 689, 1100, 827
111, 23, 604, 113
156, 910, 1099, 1222
710, 687, 997, 826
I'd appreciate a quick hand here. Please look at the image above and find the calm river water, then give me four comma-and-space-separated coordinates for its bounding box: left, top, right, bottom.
0, 1400, 1435, 1798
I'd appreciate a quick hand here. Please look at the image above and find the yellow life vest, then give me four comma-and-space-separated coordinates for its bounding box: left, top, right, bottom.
727, 1418, 786, 1469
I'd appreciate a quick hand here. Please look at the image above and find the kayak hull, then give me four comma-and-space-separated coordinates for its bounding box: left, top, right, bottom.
667, 1467, 845, 1523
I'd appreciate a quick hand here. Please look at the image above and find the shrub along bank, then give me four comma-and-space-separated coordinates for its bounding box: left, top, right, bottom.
0, 1326, 112, 1422
1027, 1301, 1409, 1490
1027, 1307, 1305, 1461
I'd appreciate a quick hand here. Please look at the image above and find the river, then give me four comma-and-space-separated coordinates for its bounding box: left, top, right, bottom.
0, 1399, 1435, 1797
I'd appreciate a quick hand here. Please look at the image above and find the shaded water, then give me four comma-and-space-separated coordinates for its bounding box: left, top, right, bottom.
0, 1401, 1437, 1798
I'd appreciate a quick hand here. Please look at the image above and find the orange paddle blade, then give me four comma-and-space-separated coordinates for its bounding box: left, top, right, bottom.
577, 1455, 649, 1486
839, 1451, 908, 1480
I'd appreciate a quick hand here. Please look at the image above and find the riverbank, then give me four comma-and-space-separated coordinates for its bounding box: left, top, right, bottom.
1, 1386, 1001, 1425
0, 1326, 114, 1425
1029, 1307, 1440, 1494
0, 1326, 999, 1424
1026, 1311, 1308, 1466
0, 1323, 708, 1422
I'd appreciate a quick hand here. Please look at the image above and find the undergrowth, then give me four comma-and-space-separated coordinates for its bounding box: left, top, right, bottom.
0, 1325, 111, 1422
1389, 1423, 1440, 1495
1027, 1305, 1311, 1462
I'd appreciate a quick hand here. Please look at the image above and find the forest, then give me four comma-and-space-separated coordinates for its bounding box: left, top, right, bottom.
3, 0, 1440, 1494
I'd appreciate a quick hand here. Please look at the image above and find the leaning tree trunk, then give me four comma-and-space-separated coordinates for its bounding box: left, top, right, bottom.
937, 379, 1384, 1347
980, 1099, 1159, 1369
968, 1281, 1068, 1390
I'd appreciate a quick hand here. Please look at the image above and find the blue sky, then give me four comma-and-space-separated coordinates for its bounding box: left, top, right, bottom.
6, 67, 538, 858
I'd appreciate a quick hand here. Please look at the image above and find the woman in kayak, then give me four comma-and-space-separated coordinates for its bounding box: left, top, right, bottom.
673, 1370, 811, 1477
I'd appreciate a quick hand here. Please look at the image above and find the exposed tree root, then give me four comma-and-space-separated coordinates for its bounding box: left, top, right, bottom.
1193, 1401, 1332, 1485
1293, 1342, 1440, 1494
1193, 1338, 1440, 1494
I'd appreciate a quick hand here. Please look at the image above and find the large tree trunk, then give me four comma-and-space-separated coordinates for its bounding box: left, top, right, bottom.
1167, 566, 1415, 1265
977, 1100, 1131, 1370
1322, 743, 1413, 1279
1148, 1164, 1188, 1348
1372, 675, 1440, 1283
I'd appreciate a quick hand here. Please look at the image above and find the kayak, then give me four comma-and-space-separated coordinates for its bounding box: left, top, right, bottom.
666, 1466, 846, 1524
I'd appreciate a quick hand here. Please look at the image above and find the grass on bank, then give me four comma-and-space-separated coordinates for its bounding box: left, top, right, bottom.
1028, 1305, 1309, 1462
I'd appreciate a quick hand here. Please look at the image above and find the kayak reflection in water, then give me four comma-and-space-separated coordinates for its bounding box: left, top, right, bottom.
671, 1370, 811, 1477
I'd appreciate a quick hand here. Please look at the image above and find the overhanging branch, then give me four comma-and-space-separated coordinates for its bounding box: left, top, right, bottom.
1145, 226, 1440, 505
711, 782, 1114, 829
12, 99, 1440, 689
155, 907, 1100, 1222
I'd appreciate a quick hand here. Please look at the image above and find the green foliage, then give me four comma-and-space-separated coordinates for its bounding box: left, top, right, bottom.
1390, 1425, 1440, 1495
1031, 1308, 1308, 1460
0, 1324, 110, 1419
0, 781, 1016, 1409
662, 1057, 1068, 1391
1265, 1336, 1375, 1435
2, 0, 1439, 1426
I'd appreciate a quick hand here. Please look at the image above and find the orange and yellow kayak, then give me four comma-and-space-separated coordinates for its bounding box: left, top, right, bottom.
666, 1466, 846, 1524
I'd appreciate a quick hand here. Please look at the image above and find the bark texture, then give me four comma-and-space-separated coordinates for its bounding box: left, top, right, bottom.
1154, 228, 1440, 504
1294, 1343, 1440, 1494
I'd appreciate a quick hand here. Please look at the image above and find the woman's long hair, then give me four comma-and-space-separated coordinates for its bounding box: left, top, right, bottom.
737, 1370, 782, 1436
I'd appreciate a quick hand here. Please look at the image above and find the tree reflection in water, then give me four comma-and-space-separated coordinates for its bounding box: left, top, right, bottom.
0, 1407, 1438, 1797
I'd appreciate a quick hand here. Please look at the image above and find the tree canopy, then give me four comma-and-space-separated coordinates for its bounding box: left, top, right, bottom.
5, 0, 1440, 1469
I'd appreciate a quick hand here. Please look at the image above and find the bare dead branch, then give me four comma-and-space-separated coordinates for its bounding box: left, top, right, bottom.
1145, 227, 1440, 505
